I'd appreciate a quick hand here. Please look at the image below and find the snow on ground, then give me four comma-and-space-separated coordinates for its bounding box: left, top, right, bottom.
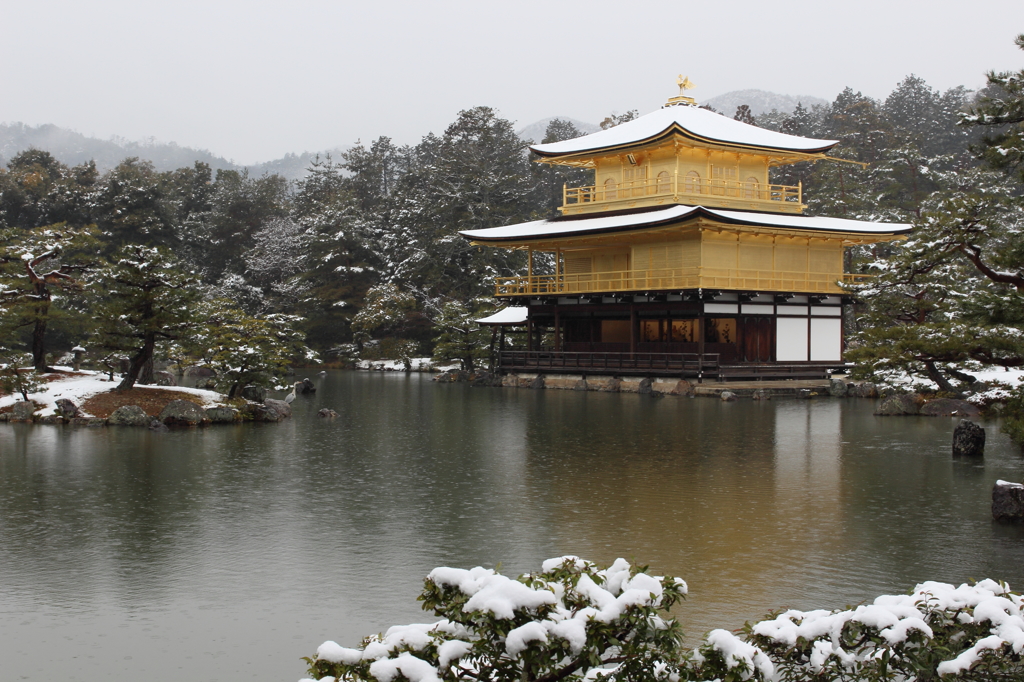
356, 358, 458, 372
879, 367, 1024, 401
0, 368, 227, 418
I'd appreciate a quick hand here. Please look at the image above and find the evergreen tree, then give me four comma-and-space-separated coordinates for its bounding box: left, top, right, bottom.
964, 33, 1024, 183
0, 150, 98, 230
0, 223, 99, 370
183, 300, 315, 398
93, 244, 198, 390
532, 118, 591, 218
394, 107, 533, 301
95, 158, 174, 248
431, 299, 493, 372
292, 154, 376, 348
733, 104, 756, 125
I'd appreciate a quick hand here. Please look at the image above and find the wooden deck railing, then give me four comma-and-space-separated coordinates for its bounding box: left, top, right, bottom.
564, 175, 801, 207
498, 350, 719, 375
497, 351, 838, 380
495, 269, 863, 296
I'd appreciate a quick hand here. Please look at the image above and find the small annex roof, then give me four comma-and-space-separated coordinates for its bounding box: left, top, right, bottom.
460, 205, 912, 243
476, 307, 528, 325
531, 105, 837, 158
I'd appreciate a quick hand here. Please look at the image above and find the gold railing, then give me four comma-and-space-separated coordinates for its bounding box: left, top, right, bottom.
495, 269, 864, 296
563, 175, 801, 206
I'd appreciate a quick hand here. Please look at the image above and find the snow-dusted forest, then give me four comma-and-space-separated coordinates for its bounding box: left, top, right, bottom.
2, 35, 1023, 433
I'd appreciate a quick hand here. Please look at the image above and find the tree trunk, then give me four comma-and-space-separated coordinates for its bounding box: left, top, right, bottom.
139, 356, 155, 385
923, 360, 961, 397
118, 333, 155, 391
31, 304, 50, 371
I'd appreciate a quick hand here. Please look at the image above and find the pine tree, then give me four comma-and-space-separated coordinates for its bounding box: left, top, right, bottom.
531, 118, 591, 218
431, 299, 494, 372
93, 244, 198, 390
0, 223, 99, 370
964, 33, 1024, 183
183, 300, 315, 398
733, 104, 756, 125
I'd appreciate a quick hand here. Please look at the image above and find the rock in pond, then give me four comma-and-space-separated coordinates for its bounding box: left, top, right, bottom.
828, 378, 849, 397
205, 406, 240, 423
55, 398, 81, 419
264, 399, 292, 419
108, 405, 152, 427
952, 419, 986, 457
11, 401, 37, 421
921, 398, 981, 418
720, 390, 737, 402
993, 480, 1024, 521
875, 393, 924, 416
241, 385, 267, 403
670, 380, 695, 397
241, 400, 291, 422
317, 408, 339, 418
158, 399, 209, 427
148, 419, 169, 432
298, 378, 316, 394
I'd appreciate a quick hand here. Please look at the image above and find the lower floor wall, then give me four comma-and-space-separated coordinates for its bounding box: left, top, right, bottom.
519, 295, 845, 364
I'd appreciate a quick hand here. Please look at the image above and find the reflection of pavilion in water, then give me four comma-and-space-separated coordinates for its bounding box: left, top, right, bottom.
519, 396, 846, 635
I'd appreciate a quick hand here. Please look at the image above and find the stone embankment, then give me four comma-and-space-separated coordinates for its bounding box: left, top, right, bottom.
432, 370, 987, 417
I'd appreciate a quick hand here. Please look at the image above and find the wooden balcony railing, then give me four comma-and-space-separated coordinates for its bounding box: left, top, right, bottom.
495, 269, 865, 296
564, 175, 801, 207
499, 350, 719, 376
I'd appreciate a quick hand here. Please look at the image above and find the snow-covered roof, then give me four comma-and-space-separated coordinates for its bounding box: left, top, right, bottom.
476, 307, 528, 325
531, 105, 837, 157
461, 205, 912, 243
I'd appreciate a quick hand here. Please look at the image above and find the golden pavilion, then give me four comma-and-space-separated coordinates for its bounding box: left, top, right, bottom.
462, 79, 911, 380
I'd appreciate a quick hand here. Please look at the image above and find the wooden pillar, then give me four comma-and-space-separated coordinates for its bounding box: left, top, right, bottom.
527, 318, 534, 352
630, 305, 637, 356
696, 305, 704, 378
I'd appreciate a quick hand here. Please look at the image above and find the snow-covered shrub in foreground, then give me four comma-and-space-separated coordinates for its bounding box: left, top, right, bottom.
303, 557, 688, 682
733, 578, 1024, 682
304, 559, 1024, 682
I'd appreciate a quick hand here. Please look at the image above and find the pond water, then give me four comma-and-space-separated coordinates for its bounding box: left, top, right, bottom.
1, 371, 1023, 681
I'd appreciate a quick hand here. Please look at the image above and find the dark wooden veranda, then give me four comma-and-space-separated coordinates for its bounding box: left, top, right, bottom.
496, 350, 838, 381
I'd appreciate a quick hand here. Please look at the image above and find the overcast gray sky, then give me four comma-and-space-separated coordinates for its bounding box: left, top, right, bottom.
2, 0, 1022, 165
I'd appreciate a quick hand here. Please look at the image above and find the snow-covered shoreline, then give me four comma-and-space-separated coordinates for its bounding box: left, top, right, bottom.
0, 368, 227, 419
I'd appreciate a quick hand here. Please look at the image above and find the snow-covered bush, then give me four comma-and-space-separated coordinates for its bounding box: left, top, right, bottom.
696, 579, 1024, 682
304, 557, 688, 682
304, 559, 1024, 682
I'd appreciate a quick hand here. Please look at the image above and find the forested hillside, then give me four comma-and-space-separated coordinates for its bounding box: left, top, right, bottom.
1, 35, 1022, 422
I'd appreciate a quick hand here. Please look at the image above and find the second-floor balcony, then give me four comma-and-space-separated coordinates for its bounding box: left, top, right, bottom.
495, 269, 870, 297
561, 175, 803, 215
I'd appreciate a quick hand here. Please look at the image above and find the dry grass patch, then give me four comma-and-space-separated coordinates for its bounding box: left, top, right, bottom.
82, 388, 207, 418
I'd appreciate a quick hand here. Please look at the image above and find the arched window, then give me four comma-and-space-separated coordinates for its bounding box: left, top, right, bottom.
604, 177, 617, 200
682, 170, 701, 195
656, 171, 671, 194
742, 176, 760, 199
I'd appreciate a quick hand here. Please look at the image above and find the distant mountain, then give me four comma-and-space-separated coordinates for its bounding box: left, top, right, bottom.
702, 90, 828, 117
0, 122, 345, 180
517, 116, 600, 144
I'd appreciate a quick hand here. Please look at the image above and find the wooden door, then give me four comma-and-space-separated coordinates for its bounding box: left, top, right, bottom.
740, 316, 773, 362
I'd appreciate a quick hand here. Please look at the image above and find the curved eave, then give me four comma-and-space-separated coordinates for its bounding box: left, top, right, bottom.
531, 123, 838, 161
461, 206, 912, 246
